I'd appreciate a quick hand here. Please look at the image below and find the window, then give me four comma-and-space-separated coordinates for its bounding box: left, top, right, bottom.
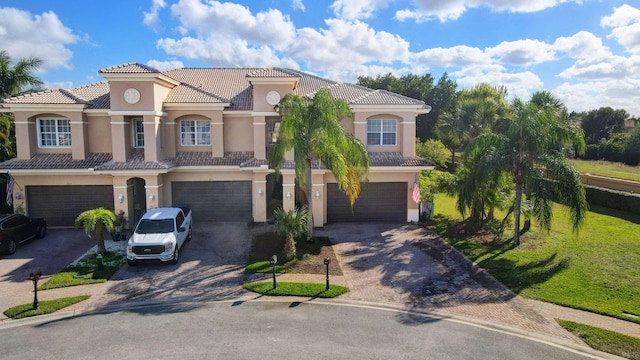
133, 118, 144, 148
367, 119, 396, 146
38, 118, 71, 147
181, 120, 211, 146
268, 121, 280, 145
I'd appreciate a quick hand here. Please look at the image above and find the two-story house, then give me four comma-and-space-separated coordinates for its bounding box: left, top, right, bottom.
0, 63, 433, 228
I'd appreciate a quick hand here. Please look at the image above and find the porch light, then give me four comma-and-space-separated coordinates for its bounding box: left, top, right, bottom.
286, 192, 292, 200
15, 192, 22, 199
258, 188, 263, 196
118, 194, 124, 203
315, 191, 320, 199
148, 194, 155, 202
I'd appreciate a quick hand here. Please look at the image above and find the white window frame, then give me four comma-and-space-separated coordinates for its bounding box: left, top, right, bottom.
367, 119, 397, 146
180, 119, 211, 146
37, 118, 72, 148
132, 118, 144, 148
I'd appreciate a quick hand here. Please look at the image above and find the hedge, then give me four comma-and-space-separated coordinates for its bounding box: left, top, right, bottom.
585, 185, 640, 214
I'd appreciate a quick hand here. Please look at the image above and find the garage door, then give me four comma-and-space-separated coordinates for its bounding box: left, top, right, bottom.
172, 181, 252, 222
27, 185, 113, 226
327, 182, 407, 223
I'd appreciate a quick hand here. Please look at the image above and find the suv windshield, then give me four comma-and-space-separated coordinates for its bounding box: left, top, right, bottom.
135, 219, 175, 234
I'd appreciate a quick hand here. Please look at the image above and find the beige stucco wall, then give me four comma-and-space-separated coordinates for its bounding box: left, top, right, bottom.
252, 84, 295, 112
352, 111, 418, 156
109, 82, 156, 112
88, 116, 112, 153
224, 117, 253, 152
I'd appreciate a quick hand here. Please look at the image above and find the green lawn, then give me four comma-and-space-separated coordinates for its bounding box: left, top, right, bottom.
3, 296, 90, 319
432, 193, 640, 323
569, 159, 640, 182
243, 281, 349, 298
39, 250, 125, 290
559, 320, 640, 360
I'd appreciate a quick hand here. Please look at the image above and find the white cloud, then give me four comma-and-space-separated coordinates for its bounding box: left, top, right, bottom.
146, 59, 184, 71
413, 45, 493, 68
170, 0, 296, 50
44, 80, 73, 90
330, 0, 389, 20
143, 0, 167, 32
558, 54, 640, 79
0, 7, 77, 70
601, 4, 640, 54
291, 0, 305, 12
554, 78, 640, 116
553, 31, 611, 59
486, 39, 556, 66
453, 69, 543, 99
396, 0, 580, 22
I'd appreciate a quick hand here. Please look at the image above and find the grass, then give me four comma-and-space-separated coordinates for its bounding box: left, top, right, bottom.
3, 295, 90, 319
559, 320, 640, 360
569, 159, 640, 182
243, 281, 349, 298
245, 232, 342, 276
430, 193, 640, 323
39, 250, 125, 290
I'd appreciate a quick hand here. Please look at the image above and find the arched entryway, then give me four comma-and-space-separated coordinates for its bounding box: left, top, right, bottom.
265, 173, 283, 220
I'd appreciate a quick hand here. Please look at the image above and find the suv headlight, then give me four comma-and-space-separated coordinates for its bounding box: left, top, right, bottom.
165, 243, 173, 252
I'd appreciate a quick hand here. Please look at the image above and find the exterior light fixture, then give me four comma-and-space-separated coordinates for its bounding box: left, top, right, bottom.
286, 192, 292, 200
118, 194, 124, 203
148, 194, 155, 202
15, 192, 22, 199
315, 191, 320, 199
258, 188, 263, 196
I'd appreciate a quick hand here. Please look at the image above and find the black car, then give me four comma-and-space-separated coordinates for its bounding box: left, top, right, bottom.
0, 214, 47, 255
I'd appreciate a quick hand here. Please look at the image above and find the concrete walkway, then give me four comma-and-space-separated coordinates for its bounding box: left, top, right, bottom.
3, 223, 639, 348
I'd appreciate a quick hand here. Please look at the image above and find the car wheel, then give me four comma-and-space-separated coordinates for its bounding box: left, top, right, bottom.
7, 240, 17, 255
187, 226, 192, 242
127, 259, 137, 267
36, 225, 47, 239
170, 246, 179, 265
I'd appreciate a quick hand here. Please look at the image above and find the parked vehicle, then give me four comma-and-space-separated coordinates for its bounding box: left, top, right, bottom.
0, 214, 47, 255
126, 207, 192, 265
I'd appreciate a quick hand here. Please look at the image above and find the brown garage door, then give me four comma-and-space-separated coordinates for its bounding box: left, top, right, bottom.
27, 185, 113, 226
172, 181, 252, 222
327, 182, 407, 222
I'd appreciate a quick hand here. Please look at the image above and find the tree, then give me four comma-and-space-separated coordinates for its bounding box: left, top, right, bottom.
74, 208, 116, 254
269, 88, 370, 240
273, 206, 308, 261
0, 51, 44, 161
416, 139, 449, 169
357, 72, 457, 141
459, 91, 587, 246
580, 107, 628, 144
623, 126, 640, 166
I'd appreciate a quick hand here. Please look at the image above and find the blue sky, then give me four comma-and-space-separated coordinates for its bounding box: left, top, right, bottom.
1, 0, 639, 116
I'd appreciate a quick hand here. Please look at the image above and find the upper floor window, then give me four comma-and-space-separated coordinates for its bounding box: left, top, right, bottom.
268, 121, 280, 145
132, 118, 144, 148
181, 120, 211, 146
367, 119, 396, 146
38, 118, 71, 148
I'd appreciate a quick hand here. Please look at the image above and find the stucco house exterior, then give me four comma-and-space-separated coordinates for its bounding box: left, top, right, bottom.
0, 63, 433, 227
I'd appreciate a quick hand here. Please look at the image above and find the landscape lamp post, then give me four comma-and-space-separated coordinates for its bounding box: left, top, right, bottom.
29, 271, 42, 310
324, 256, 331, 291
270, 255, 278, 289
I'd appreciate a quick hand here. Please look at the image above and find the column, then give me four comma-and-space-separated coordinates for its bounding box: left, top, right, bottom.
253, 115, 266, 160
282, 172, 296, 212
110, 115, 127, 162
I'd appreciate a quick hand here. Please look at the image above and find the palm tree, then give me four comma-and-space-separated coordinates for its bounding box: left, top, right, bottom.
269, 88, 370, 240
74, 208, 116, 254
273, 206, 308, 261
459, 91, 587, 246
0, 51, 44, 161
0, 50, 44, 100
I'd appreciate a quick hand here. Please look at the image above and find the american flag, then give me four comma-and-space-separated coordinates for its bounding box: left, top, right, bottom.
6, 173, 14, 206
412, 174, 420, 204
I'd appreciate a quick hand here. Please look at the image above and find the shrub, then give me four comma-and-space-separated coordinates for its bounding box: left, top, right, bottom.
585, 186, 640, 214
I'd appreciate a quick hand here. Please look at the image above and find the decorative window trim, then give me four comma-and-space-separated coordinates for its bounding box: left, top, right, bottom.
132, 118, 144, 148
37, 118, 72, 148
366, 119, 397, 146
180, 119, 211, 146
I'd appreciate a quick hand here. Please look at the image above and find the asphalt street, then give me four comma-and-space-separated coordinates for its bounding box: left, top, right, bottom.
0, 300, 602, 360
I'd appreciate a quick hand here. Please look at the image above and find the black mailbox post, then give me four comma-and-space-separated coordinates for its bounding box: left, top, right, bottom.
29, 271, 42, 310
270, 255, 278, 289
324, 257, 331, 291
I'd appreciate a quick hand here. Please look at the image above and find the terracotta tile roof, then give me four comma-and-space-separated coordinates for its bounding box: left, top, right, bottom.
3, 82, 110, 108
368, 152, 433, 167
175, 151, 256, 166
94, 149, 173, 171
98, 62, 161, 74
2, 65, 428, 110
0, 153, 112, 170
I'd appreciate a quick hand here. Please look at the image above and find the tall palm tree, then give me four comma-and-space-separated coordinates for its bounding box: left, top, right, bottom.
0, 50, 43, 100
273, 206, 308, 261
75, 208, 116, 254
459, 91, 586, 246
0, 51, 44, 161
270, 88, 370, 240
